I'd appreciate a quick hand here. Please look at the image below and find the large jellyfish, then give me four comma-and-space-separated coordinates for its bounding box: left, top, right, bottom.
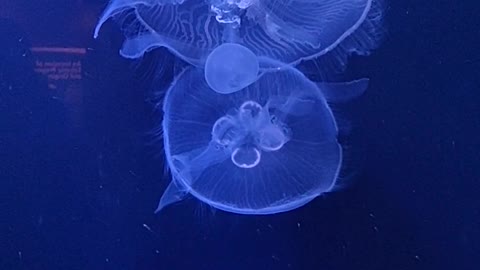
94, 0, 383, 92
157, 59, 369, 215
93, 0, 384, 215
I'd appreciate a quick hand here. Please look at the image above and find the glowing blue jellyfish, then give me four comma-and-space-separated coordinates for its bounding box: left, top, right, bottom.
205, 42, 259, 94
94, 0, 383, 70
93, 0, 384, 214
156, 59, 369, 215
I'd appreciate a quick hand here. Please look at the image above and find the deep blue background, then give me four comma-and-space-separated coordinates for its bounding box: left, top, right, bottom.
1, 1, 479, 270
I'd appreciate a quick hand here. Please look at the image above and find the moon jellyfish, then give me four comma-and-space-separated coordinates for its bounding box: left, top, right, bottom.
157, 60, 369, 215
205, 43, 259, 94
93, 0, 385, 215
94, 0, 383, 69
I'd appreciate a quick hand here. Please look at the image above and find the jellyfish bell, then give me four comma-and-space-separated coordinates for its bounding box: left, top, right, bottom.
94, 0, 383, 72
243, 0, 384, 66
93, 0, 223, 64
204, 43, 259, 94
157, 59, 369, 215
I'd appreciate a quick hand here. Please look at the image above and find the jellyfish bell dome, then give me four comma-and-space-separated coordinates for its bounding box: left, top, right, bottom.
204, 42, 260, 94
94, 0, 383, 70
157, 58, 369, 215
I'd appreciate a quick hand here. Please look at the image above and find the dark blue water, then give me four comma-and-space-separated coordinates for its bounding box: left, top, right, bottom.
1, 1, 479, 270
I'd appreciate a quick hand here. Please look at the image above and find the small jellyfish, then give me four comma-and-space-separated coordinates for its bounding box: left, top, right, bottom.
157, 59, 368, 215
204, 43, 259, 94
94, 0, 383, 70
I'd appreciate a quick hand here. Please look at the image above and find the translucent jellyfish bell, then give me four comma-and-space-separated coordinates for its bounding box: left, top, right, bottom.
242, 0, 384, 65
94, 0, 383, 68
204, 43, 259, 94
94, 0, 224, 64
157, 59, 369, 215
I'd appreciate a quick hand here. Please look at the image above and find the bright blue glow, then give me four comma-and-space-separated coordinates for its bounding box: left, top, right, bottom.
94, 0, 384, 215
157, 59, 368, 214
94, 0, 382, 68
205, 43, 259, 94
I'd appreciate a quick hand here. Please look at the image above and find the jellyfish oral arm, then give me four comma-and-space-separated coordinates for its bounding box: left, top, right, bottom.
154, 179, 187, 213
172, 142, 230, 185
267, 92, 318, 117
155, 142, 230, 213
317, 78, 370, 103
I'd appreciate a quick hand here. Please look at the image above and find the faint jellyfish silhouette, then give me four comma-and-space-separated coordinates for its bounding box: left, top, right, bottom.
156, 58, 369, 215
94, 0, 383, 91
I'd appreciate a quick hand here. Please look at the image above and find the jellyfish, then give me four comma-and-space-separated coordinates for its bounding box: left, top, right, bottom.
94, 0, 383, 77
204, 43, 259, 94
157, 59, 369, 215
